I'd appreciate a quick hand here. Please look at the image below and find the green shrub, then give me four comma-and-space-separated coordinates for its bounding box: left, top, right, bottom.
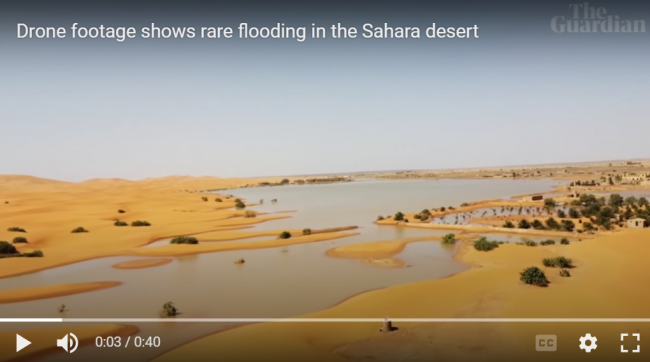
539, 239, 555, 245
532, 219, 546, 230
561, 219, 575, 232
394, 212, 404, 221
559, 268, 571, 277
542, 258, 555, 267
542, 256, 572, 268
162, 302, 178, 317
302, 228, 312, 235
170, 236, 198, 244
0, 241, 17, 255
518, 219, 531, 229
556, 209, 566, 218
22, 250, 43, 257
545, 217, 560, 230
215, 198, 223, 202
235, 200, 246, 209
71, 227, 88, 233
441, 233, 456, 245
520, 267, 549, 287
377, 215, 385, 221
7, 227, 26, 233
118, 209, 126, 213
413, 214, 422, 220
523, 239, 537, 247
544, 198, 557, 208
131, 220, 151, 227
554, 256, 572, 268
114, 220, 128, 227
279, 231, 292, 239
460, 202, 469, 207
244, 210, 256, 218
502, 220, 515, 228
474, 237, 499, 251
12, 237, 28, 244
560, 238, 570, 245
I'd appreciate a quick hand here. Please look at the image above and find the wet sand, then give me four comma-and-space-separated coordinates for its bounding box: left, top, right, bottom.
0, 281, 121, 304
111, 258, 173, 269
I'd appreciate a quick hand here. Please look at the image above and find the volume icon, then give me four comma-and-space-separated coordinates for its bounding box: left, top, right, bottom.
56, 333, 79, 353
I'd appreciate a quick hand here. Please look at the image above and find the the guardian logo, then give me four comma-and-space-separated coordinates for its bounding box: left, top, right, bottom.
551, 2, 646, 33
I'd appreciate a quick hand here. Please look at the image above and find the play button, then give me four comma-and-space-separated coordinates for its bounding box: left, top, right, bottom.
16, 334, 31, 352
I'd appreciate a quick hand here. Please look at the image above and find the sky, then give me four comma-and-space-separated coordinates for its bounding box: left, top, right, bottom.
1, 0, 649, 181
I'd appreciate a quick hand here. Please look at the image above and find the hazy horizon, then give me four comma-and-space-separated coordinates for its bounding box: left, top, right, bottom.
2, 0, 649, 182
4, 155, 648, 183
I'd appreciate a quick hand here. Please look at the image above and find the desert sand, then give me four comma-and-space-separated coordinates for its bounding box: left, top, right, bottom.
0, 175, 355, 280
0, 281, 121, 304
0, 324, 138, 362
153, 228, 650, 361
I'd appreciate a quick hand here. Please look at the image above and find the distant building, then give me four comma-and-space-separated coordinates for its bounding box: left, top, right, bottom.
627, 218, 646, 229
523, 194, 544, 202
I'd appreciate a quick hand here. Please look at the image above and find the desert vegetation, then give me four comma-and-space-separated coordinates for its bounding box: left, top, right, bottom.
441, 233, 456, 244
71, 227, 88, 233
161, 302, 178, 317
0, 241, 17, 254
0, 241, 43, 258
473, 236, 500, 251
114, 220, 128, 227
302, 228, 312, 235
12, 237, 28, 244
542, 256, 572, 268
170, 236, 198, 244
520, 266, 549, 287
131, 220, 152, 227
235, 199, 246, 209
244, 210, 256, 218
278, 231, 292, 239
559, 268, 571, 277
7, 227, 26, 233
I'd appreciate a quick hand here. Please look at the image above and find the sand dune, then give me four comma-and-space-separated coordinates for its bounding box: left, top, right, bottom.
0, 176, 351, 279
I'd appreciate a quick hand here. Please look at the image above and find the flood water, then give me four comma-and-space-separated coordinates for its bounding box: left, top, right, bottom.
0, 178, 562, 361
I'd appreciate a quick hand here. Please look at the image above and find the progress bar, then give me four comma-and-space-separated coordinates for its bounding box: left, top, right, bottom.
3, 318, 650, 323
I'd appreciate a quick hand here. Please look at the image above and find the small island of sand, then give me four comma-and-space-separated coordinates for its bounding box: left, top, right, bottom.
112, 258, 173, 270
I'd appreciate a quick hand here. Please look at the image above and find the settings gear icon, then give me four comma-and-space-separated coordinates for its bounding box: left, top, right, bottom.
579, 333, 598, 353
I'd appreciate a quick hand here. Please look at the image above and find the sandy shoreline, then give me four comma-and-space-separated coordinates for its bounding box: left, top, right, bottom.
0, 281, 122, 304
